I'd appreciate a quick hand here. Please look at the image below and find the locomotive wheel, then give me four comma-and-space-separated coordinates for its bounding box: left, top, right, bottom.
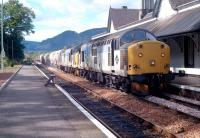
148, 75, 160, 95
105, 75, 111, 87
99, 75, 106, 85
130, 82, 149, 96
114, 77, 121, 90
121, 79, 131, 93
85, 72, 90, 80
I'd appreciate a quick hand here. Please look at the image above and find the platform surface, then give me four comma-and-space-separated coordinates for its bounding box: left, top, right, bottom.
0, 65, 107, 138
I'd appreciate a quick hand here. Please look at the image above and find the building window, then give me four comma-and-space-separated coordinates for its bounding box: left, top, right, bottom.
92, 48, 97, 56
111, 40, 115, 66
94, 57, 97, 64
108, 47, 111, 66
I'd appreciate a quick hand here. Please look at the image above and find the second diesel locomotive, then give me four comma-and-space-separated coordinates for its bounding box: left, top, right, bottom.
40, 28, 174, 93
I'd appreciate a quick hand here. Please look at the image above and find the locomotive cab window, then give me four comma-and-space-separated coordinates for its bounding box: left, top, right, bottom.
134, 31, 145, 41
120, 29, 156, 46
146, 32, 156, 40
120, 32, 134, 45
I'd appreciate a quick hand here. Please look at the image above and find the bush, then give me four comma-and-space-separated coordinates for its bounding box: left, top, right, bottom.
3, 57, 15, 67
11, 63, 14, 67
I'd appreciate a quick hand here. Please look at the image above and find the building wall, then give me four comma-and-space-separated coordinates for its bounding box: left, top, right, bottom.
168, 38, 184, 68
161, 34, 200, 75
194, 45, 200, 67
110, 21, 117, 33
158, 0, 177, 18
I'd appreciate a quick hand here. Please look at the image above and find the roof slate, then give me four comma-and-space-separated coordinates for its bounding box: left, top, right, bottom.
109, 8, 140, 29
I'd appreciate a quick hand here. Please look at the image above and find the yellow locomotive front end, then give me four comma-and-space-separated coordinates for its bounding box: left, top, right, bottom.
127, 41, 173, 93
128, 41, 170, 75
119, 28, 174, 93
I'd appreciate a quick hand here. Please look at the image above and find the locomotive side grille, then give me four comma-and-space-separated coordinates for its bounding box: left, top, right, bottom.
108, 53, 112, 66
120, 49, 128, 70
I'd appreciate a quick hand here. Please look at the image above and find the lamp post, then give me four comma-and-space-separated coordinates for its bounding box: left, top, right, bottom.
1, 0, 5, 72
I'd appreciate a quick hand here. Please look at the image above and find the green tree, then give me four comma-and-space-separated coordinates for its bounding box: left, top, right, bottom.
0, 0, 35, 63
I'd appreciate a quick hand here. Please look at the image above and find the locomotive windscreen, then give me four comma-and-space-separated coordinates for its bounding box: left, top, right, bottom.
120, 29, 156, 45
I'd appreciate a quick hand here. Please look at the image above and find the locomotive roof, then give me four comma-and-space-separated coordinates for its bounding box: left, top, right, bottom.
72, 44, 81, 52
91, 28, 156, 42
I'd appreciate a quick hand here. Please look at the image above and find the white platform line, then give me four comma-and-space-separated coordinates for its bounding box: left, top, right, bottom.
34, 65, 117, 138
34, 65, 49, 79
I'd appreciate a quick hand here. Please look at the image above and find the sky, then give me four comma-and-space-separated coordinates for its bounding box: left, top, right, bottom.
17, 0, 142, 42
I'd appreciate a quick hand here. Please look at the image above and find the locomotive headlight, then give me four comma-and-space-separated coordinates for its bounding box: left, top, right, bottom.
161, 53, 165, 57
161, 44, 165, 49
149, 60, 156, 66
138, 45, 143, 49
138, 53, 143, 57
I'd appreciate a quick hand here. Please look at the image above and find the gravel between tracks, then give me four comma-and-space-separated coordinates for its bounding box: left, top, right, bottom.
48, 67, 200, 137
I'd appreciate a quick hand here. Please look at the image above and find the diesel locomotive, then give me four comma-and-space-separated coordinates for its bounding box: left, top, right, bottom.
40, 28, 174, 93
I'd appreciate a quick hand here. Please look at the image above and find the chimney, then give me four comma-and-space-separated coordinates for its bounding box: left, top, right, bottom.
141, 0, 154, 18
139, 10, 142, 20
122, 6, 127, 9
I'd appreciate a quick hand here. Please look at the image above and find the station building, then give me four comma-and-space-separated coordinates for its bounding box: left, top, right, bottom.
95, 0, 200, 75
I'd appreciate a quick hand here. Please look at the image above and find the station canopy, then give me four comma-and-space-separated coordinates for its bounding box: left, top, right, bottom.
132, 7, 200, 38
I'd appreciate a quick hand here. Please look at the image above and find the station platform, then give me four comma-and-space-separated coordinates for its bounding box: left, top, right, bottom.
170, 75, 200, 92
0, 65, 107, 138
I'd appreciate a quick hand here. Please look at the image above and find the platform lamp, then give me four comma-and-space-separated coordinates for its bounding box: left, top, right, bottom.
1, 0, 5, 72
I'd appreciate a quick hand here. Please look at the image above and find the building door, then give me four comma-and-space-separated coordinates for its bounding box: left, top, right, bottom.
184, 36, 194, 68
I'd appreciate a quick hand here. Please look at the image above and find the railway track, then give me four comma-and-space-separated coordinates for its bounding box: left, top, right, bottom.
143, 94, 200, 119
36, 63, 200, 137
141, 84, 200, 119
36, 64, 173, 138
166, 83, 200, 101
133, 83, 200, 120
162, 93, 200, 109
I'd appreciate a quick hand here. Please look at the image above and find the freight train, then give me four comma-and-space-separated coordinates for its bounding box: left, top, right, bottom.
40, 28, 174, 94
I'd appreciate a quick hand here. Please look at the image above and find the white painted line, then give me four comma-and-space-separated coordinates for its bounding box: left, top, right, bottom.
34, 65, 49, 79
0, 66, 23, 92
171, 83, 200, 92
56, 84, 117, 138
34, 65, 117, 138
